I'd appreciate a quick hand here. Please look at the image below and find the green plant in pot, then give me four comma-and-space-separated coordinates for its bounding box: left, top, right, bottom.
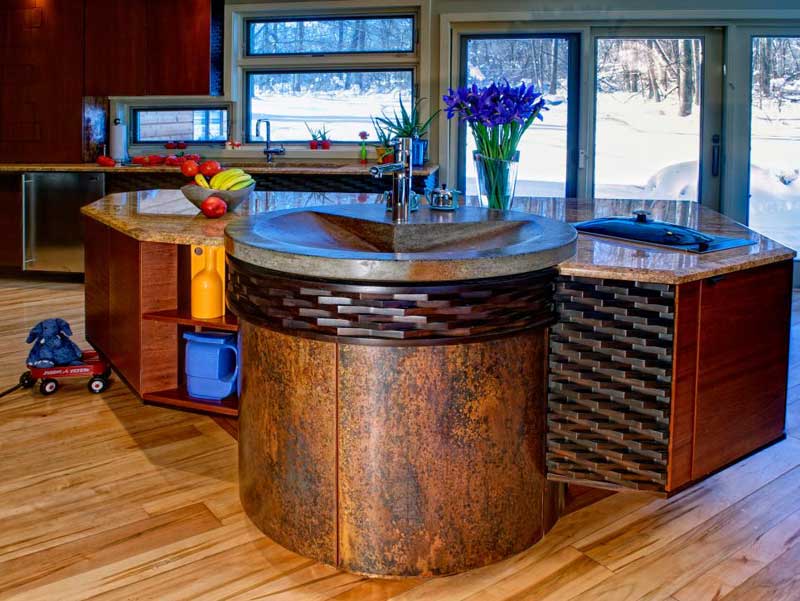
371, 117, 395, 164
305, 123, 331, 150
374, 96, 439, 167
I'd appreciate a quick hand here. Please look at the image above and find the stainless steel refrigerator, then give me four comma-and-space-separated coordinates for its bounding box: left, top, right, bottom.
22, 172, 105, 273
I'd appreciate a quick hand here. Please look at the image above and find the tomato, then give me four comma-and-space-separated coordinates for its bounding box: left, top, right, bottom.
96, 155, 115, 167
181, 160, 199, 178
184, 153, 201, 162
164, 155, 181, 166
199, 160, 222, 177
148, 154, 165, 165
200, 196, 227, 218
132, 155, 149, 165
176, 141, 187, 149
164, 142, 177, 150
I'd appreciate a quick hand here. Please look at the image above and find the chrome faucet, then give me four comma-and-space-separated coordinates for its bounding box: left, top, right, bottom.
370, 137, 414, 223
255, 118, 285, 163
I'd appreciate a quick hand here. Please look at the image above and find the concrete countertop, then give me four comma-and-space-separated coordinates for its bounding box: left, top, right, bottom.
81, 189, 796, 284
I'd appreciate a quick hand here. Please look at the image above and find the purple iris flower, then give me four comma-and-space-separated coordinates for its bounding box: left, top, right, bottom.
443, 81, 546, 127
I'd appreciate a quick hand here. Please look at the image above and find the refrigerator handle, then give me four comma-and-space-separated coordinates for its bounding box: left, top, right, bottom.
21, 174, 35, 269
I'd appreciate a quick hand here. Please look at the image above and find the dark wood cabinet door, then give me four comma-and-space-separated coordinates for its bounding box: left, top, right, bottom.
0, 174, 22, 269
84, 0, 147, 96
0, 1, 83, 162
691, 261, 793, 479
145, 0, 211, 95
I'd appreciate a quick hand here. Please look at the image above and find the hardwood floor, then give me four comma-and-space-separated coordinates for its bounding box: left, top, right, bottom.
0, 278, 798, 600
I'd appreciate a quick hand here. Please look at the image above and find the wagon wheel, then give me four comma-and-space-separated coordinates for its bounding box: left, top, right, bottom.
40, 379, 59, 396
87, 377, 108, 394
19, 371, 36, 388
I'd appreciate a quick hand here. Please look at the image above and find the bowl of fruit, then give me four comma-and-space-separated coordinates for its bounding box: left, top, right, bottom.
180, 160, 256, 212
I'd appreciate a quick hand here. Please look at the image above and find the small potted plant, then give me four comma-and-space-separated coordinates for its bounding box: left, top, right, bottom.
371, 118, 394, 164
374, 95, 439, 166
305, 123, 331, 150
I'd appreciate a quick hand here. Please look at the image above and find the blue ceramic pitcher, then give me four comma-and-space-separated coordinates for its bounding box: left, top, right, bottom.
183, 332, 239, 401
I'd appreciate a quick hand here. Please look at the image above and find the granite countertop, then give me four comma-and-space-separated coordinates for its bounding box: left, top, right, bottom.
81, 189, 796, 284
0, 160, 439, 176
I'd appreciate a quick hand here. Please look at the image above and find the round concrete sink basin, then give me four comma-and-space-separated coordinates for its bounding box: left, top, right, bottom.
225, 204, 577, 282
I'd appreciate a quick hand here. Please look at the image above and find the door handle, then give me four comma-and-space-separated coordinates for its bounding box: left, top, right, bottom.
711, 134, 720, 177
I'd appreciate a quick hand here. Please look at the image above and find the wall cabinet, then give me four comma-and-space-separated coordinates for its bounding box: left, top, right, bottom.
0, 1, 83, 163
84, 0, 215, 97
84, 0, 148, 97
548, 260, 794, 495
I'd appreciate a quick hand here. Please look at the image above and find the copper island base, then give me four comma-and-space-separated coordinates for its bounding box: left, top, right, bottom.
229, 259, 561, 577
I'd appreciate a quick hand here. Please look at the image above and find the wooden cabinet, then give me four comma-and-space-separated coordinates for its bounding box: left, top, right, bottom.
84, 0, 147, 96
691, 262, 792, 479
547, 260, 794, 496
0, 1, 83, 162
0, 174, 22, 269
84, 0, 214, 96
145, 0, 212, 96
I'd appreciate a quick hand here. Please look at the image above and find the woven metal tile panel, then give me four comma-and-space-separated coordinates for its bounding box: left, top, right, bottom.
547, 276, 675, 491
227, 256, 557, 345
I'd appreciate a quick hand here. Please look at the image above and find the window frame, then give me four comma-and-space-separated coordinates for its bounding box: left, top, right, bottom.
456, 32, 581, 199
243, 67, 416, 144
244, 14, 417, 57
234, 4, 424, 153
129, 105, 232, 146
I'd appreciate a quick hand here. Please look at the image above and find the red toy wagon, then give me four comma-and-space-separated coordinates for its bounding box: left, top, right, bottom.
20, 350, 112, 395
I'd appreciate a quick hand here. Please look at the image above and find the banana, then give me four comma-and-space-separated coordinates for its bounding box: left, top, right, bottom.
194, 174, 210, 188
229, 178, 255, 191
210, 168, 245, 189
222, 174, 254, 190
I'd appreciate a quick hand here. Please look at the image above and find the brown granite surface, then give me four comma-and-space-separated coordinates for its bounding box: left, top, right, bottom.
81, 190, 796, 284
0, 160, 439, 176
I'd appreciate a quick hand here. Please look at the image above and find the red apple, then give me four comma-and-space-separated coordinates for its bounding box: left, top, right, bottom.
181, 160, 199, 177
199, 160, 222, 177
200, 195, 227, 219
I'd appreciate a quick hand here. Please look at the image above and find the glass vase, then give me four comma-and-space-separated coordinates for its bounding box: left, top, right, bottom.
473, 151, 520, 210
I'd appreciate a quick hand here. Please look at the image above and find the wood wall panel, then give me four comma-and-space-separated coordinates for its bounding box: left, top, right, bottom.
0, 0, 83, 162
139, 242, 179, 394
145, 0, 211, 96
107, 228, 141, 393
691, 261, 793, 479
84, 0, 147, 96
83, 217, 110, 354
667, 279, 700, 491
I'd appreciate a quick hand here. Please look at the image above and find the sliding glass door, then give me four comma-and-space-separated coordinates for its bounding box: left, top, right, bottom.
591, 29, 723, 205
458, 34, 580, 198
748, 35, 800, 253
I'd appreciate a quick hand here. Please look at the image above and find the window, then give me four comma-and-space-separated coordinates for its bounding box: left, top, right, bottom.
459, 34, 579, 198
241, 12, 419, 146
131, 107, 229, 144
748, 36, 800, 252
246, 16, 415, 56
592, 35, 714, 202
246, 70, 413, 143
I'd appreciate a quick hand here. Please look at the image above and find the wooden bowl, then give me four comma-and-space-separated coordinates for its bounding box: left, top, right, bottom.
180, 183, 255, 211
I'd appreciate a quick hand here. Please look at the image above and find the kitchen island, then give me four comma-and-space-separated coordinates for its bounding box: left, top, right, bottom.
82, 190, 795, 575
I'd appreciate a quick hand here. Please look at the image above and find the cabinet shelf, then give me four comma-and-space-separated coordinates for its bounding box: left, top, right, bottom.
142, 309, 239, 332
143, 387, 239, 417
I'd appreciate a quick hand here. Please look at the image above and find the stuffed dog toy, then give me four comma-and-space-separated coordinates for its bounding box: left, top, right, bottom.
26, 318, 84, 368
